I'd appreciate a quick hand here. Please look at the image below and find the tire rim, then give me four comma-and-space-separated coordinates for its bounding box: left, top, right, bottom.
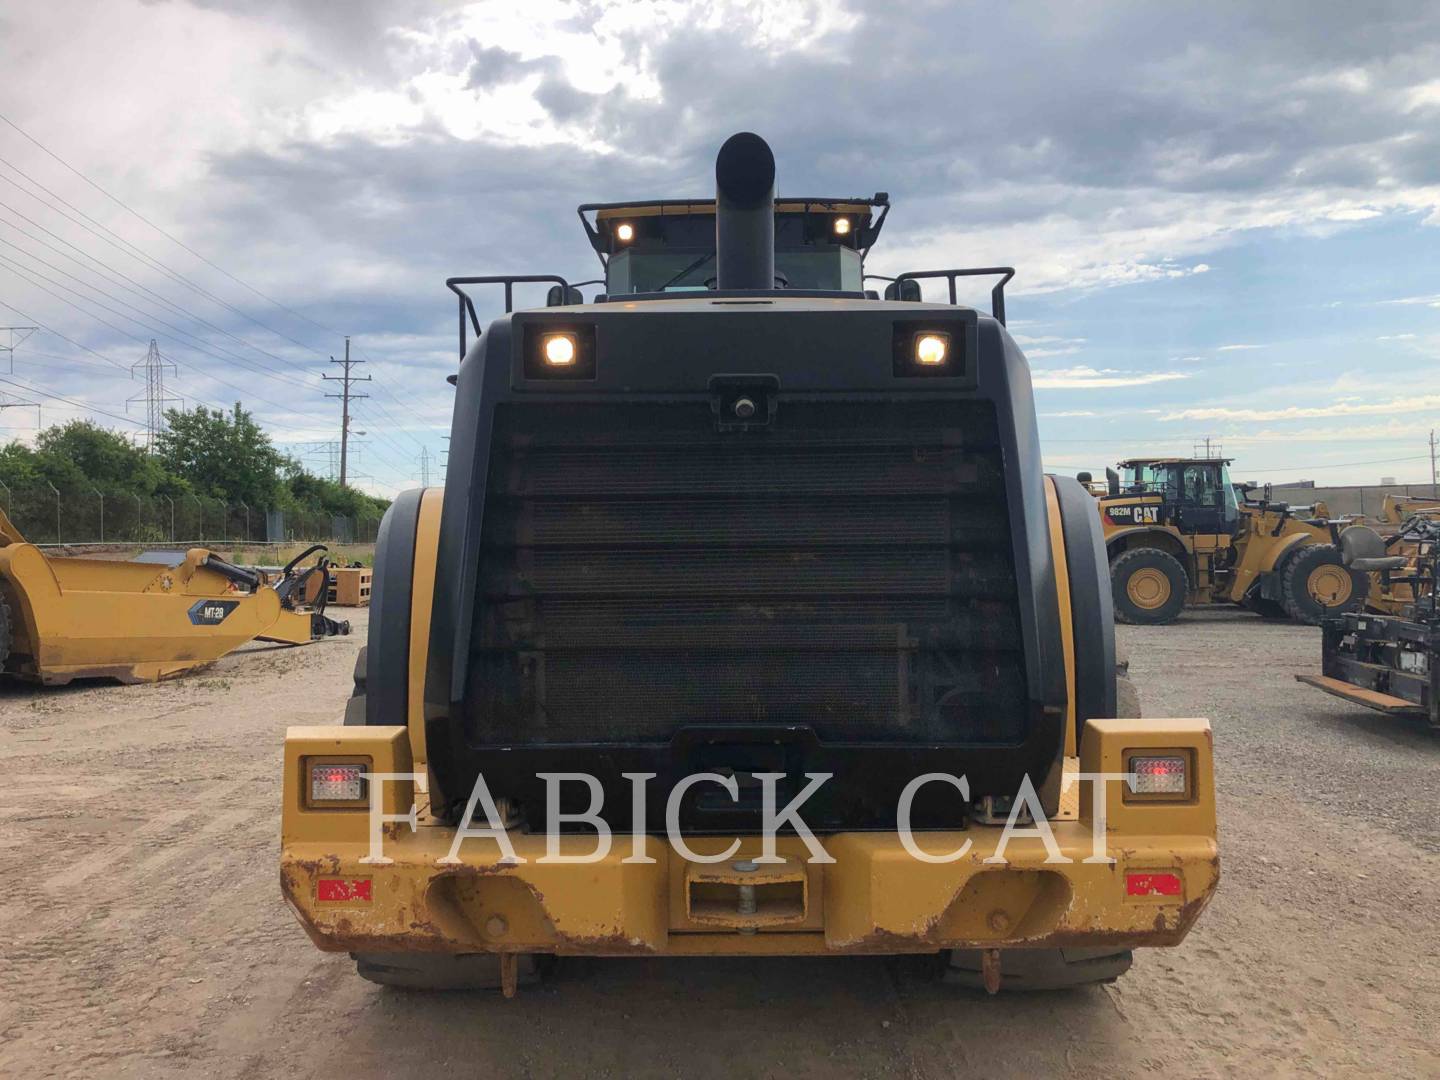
1126, 567, 1171, 609
1306, 564, 1352, 607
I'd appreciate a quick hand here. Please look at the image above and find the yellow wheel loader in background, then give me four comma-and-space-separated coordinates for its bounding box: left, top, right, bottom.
0, 508, 349, 685
280, 133, 1218, 996
1090, 458, 1367, 625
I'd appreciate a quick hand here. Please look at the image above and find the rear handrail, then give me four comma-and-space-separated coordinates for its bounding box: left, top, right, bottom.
892, 267, 1016, 325
446, 275, 573, 359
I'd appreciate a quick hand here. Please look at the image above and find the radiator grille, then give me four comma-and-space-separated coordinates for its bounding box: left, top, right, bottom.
467, 400, 1026, 745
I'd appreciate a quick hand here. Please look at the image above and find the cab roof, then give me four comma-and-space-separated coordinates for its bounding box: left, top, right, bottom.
577, 195, 890, 263
1118, 457, 1234, 467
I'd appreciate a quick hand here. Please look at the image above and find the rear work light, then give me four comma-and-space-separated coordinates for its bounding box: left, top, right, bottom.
1126, 752, 1192, 799
309, 762, 366, 804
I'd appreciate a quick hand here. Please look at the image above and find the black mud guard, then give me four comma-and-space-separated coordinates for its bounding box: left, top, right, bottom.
362, 488, 425, 726
1050, 475, 1118, 733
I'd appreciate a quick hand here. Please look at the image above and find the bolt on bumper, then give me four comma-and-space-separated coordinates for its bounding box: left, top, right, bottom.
281, 719, 1219, 958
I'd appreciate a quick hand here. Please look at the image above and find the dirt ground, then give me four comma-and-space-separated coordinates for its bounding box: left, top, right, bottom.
1, 607, 1437, 1079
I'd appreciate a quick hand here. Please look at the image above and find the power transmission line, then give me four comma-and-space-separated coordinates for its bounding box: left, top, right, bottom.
0, 122, 430, 478
0, 153, 328, 357
0, 111, 343, 346
0, 138, 440, 439
0, 252, 424, 475
322, 338, 370, 488
0, 373, 142, 427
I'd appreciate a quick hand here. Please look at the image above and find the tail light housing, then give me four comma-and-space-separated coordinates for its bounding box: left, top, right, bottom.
304, 757, 370, 809
1124, 750, 1194, 802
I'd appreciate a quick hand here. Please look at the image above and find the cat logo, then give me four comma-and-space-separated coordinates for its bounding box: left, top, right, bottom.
1107, 503, 1161, 526
187, 599, 239, 626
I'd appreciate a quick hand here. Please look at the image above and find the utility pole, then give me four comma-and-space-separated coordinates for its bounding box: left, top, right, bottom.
322, 336, 369, 487
1431, 428, 1437, 499
1, 327, 36, 374
127, 339, 180, 452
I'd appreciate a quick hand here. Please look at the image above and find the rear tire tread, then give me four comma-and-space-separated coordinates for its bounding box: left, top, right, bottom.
1280, 544, 1367, 625
944, 947, 1133, 990
1110, 547, 1188, 626
353, 952, 539, 991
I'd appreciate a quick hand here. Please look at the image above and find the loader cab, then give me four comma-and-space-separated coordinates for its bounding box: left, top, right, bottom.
1116, 458, 1240, 537
579, 198, 888, 295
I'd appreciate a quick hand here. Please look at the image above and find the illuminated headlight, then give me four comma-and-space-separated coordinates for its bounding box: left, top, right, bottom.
1128, 753, 1189, 797
615, 222, 635, 242
543, 333, 577, 366
832, 216, 852, 236
915, 333, 949, 366
310, 762, 364, 802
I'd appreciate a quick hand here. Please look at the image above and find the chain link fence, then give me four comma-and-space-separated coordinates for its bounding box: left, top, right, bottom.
0, 486, 382, 546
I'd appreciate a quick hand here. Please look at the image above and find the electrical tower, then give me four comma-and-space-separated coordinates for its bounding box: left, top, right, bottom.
1193, 436, 1223, 460
0, 391, 41, 429
322, 336, 370, 487
1, 326, 36, 374
302, 440, 342, 480
127, 339, 181, 452
419, 445, 432, 486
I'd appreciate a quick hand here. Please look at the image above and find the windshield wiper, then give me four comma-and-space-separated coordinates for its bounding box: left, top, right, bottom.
657, 251, 714, 291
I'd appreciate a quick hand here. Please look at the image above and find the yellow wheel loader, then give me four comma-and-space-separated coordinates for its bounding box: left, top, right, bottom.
1092, 458, 1366, 625
280, 133, 1218, 996
0, 510, 349, 685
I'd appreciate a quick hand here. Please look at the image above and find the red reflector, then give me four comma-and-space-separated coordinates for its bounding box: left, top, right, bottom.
317, 877, 372, 903
1126, 872, 1182, 897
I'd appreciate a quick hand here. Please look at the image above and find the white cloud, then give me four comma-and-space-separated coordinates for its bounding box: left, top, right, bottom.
1161, 394, 1440, 422
1217, 343, 1263, 351
1040, 410, 1097, 417
1033, 366, 1189, 389
1377, 333, 1417, 341
1380, 294, 1440, 307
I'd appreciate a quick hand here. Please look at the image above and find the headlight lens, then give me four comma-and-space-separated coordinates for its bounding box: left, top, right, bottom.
543, 333, 577, 366
832, 216, 851, 236
915, 333, 949, 366
615, 222, 634, 242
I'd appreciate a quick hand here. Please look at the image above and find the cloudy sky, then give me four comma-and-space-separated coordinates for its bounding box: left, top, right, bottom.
2, 0, 1439, 495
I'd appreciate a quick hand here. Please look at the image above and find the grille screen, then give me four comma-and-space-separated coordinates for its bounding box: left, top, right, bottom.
466, 399, 1026, 745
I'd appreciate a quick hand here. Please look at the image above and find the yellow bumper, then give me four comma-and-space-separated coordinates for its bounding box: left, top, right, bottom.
281, 720, 1218, 957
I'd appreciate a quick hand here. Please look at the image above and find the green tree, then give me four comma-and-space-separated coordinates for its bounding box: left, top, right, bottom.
157, 403, 289, 506
25, 421, 167, 493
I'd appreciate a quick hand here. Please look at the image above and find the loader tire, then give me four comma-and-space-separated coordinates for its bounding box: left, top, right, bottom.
1281, 544, 1367, 625
353, 952, 539, 991
1110, 548, 1187, 625
343, 645, 367, 725
0, 584, 11, 672
1115, 648, 1140, 719
944, 947, 1133, 990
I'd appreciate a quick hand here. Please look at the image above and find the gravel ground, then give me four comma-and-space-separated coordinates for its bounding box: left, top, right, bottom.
0, 606, 1436, 1079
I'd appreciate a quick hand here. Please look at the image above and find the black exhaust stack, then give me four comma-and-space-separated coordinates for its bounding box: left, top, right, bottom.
715, 132, 775, 290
